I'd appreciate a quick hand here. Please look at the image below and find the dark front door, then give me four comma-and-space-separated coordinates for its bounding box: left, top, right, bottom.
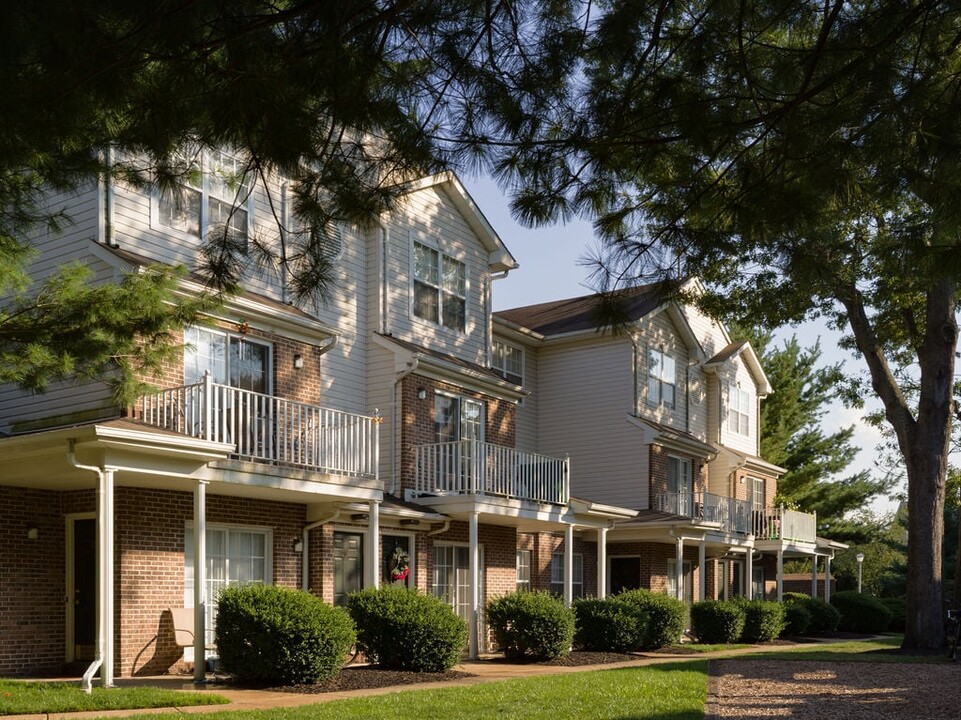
333, 532, 364, 606
609, 556, 641, 595
73, 518, 96, 661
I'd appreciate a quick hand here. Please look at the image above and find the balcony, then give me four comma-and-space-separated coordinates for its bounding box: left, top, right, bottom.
654, 492, 817, 542
138, 373, 379, 478
654, 491, 752, 534
413, 439, 569, 505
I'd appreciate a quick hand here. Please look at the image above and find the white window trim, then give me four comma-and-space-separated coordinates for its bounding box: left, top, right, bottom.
516, 549, 532, 592
410, 236, 469, 333
667, 559, 693, 602
152, 147, 254, 245
550, 551, 584, 599
727, 382, 751, 436
647, 346, 677, 409
492, 340, 524, 385
184, 325, 274, 396
433, 390, 486, 443
382, 531, 416, 587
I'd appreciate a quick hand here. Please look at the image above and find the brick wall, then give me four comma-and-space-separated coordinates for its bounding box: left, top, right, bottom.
398, 374, 516, 494
114, 488, 306, 677
0, 487, 66, 677
649, 445, 709, 500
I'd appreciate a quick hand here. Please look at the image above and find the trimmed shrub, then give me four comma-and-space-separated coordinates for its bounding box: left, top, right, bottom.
346, 586, 467, 672
737, 600, 786, 642
831, 591, 894, 633
877, 597, 906, 632
783, 593, 841, 634
689, 600, 745, 644
614, 589, 687, 650
572, 597, 648, 652
215, 583, 355, 685
782, 602, 812, 636
487, 590, 575, 661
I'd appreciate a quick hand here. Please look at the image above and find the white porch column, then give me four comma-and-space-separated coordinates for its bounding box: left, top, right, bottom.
825, 555, 832, 602
697, 541, 706, 602
193, 479, 207, 684
811, 556, 818, 597
468, 512, 480, 659
776, 549, 784, 602
745, 549, 753, 600
564, 523, 574, 608
596, 527, 608, 599
675, 535, 684, 602
368, 500, 380, 589
98, 468, 116, 687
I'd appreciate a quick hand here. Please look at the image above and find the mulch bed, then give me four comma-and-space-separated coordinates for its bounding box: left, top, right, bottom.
252, 651, 642, 694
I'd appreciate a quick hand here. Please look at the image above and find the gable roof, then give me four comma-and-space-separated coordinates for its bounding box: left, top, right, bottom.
494, 283, 668, 337
703, 340, 773, 396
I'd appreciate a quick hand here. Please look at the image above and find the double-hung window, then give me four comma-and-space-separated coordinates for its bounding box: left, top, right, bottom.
492, 340, 524, 384
516, 549, 531, 591
158, 148, 251, 248
413, 241, 466, 331
728, 382, 751, 435
648, 348, 676, 408
184, 524, 271, 644
550, 552, 583, 599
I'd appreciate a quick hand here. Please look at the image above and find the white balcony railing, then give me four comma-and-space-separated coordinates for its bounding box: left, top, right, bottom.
414, 439, 569, 505
138, 373, 379, 478
654, 491, 752, 534
754, 507, 817, 543
655, 492, 817, 541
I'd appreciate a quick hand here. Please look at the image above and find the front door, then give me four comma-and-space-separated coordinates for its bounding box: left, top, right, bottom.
432, 544, 485, 648
71, 518, 96, 662
333, 532, 364, 606
609, 556, 641, 594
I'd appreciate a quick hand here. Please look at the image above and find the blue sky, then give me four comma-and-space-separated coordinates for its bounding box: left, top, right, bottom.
464, 174, 897, 518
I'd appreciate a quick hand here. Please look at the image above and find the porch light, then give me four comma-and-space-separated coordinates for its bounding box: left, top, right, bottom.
293, 354, 304, 369
351, 513, 369, 522
856, 552, 865, 593
400, 519, 419, 527
417, 388, 427, 400
26, 527, 39, 540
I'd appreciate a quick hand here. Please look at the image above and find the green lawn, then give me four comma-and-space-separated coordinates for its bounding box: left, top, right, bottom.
0, 680, 228, 716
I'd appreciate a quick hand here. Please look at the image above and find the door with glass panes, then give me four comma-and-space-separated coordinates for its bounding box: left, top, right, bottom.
432, 544, 484, 648
433, 393, 484, 490
185, 327, 271, 455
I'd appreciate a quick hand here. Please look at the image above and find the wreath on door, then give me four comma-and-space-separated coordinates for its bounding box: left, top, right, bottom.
390, 546, 410, 582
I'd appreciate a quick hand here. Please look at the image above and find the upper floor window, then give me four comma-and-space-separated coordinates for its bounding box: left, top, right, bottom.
184, 326, 271, 394
728, 382, 751, 435
434, 392, 484, 443
647, 348, 676, 408
492, 340, 524, 384
413, 241, 466, 332
158, 148, 251, 248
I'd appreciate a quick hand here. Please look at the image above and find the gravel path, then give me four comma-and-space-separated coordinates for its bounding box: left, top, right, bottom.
708, 658, 961, 719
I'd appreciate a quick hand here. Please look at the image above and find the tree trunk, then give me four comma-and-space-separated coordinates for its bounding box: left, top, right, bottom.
840, 278, 955, 653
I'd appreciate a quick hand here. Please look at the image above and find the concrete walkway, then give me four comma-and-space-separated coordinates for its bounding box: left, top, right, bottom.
7, 643, 849, 720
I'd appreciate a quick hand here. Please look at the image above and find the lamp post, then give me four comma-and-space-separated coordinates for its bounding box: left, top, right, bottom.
856, 552, 865, 593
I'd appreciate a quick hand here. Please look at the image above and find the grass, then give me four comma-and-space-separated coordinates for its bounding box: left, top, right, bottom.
0, 680, 228, 716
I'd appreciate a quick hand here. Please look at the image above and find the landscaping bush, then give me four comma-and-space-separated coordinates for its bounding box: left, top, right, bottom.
689, 600, 745, 644
782, 602, 812, 636
614, 589, 687, 650
736, 599, 786, 642
572, 597, 648, 652
877, 597, 906, 632
215, 583, 355, 685
487, 590, 575, 661
783, 592, 841, 634
346, 586, 467, 672
830, 591, 894, 633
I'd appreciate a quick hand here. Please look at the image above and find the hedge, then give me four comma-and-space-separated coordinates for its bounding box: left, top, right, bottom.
572, 597, 648, 652
831, 591, 894, 633
487, 591, 575, 661
614, 589, 687, 649
689, 600, 745, 644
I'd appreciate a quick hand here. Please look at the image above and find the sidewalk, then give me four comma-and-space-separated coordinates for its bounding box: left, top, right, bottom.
7, 643, 844, 720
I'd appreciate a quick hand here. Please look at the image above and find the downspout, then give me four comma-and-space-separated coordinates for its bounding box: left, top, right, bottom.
280, 183, 290, 304
68, 441, 115, 693
629, 332, 640, 415
103, 144, 117, 248
301, 510, 342, 592
426, 519, 451, 536
391, 357, 420, 496
378, 218, 390, 335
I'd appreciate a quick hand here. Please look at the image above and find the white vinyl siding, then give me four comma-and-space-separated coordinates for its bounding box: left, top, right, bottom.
720, 361, 759, 455
535, 339, 646, 509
